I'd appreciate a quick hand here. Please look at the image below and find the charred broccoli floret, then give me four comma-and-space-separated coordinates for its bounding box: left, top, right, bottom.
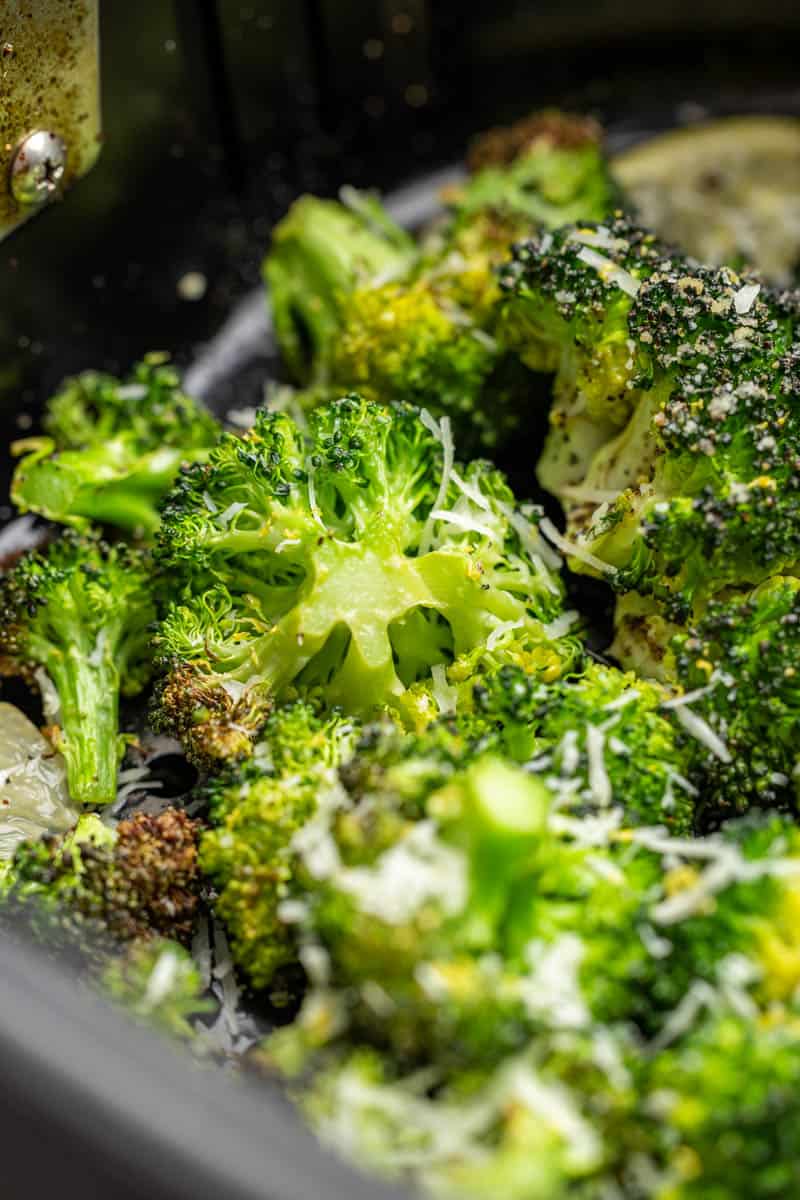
152, 396, 565, 767
0, 532, 157, 805
11, 354, 220, 537
5, 808, 202, 951
499, 216, 799, 616
452, 108, 617, 234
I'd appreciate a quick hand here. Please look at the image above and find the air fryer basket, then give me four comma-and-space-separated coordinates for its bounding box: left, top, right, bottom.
4, 5, 800, 1198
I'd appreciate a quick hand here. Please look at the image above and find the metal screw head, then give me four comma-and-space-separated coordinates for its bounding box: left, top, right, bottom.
9, 131, 67, 208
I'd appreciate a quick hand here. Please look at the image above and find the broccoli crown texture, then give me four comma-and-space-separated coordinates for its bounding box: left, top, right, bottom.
469, 659, 695, 832
200, 701, 359, 987
11, 354, 220, 536
6, 809, 202, 951
0, 532, 157, 806
260, 789, 800, 1199
499, 216, 800, 616
152, 396, 565, 767
264, 189, 416, 384
645, 1008, 800, 1199
668, 575, 800, 816
454, 109, 617, 234
265, 113, 618, 454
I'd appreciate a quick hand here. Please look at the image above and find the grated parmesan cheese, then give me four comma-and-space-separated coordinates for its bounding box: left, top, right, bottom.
673, 705, 731, 763
585, 724, 612, 807
539, 517, 616, 576
430, 663, 458, 715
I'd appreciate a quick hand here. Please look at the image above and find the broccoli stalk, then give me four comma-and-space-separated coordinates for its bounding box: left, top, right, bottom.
153, 395, 565, 767
0, 533, 157, 805
11, 354, 220, 537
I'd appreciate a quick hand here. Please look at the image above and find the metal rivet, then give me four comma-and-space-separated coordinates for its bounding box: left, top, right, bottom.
9, 131, 67, 208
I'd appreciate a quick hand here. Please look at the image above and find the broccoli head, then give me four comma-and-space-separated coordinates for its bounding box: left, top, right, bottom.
269, 1031, 639, 1199
272, 800, 800, 1074
667, 575, 800, 817
265, 115, 617, 453
264, 188, 416, 384
326, 280, 541, 451
272, 751, 660, 1070
499, 217, 799, 615
0, 532, 157, 806
11, 354, 220, 537
200, 701, 359, 987
152, 396, 565, 767
5, 808, 202, 952
453, 108, 617, 234
645, 1008, 800, 1200
468, 659, 695, 832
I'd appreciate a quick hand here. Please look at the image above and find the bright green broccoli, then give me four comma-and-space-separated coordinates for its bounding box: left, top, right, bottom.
152, 395, 566, 768
468, 659, 696, 832
264, 188, 416, 384
200, 702, 359, 987
450, 108, 617, 236
11, 354, 220, 537
667, 575, 800, 817
0, 532, 157, 805
3, 808, 203, 953
265, 112, 617, 451
645, 1008, 800, 1200
264, 752, 662, 1070
499, 216, 799, 617
272, 1031, 640, 1199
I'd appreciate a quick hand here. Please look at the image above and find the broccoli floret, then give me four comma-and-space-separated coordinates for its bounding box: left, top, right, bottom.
152, 396, 565, 767
499, 217, 799, 615
5, 808, 202, 952
326, 281, 542, 451
0, 532, 157, 805
269, 1032, 639, 1198
453, 108, 617, 234
271, 752, 660, 1069
645, 1008, 800, 1200
355, 644, 694, 832
668, 576, 800, 816
11, 354, 220, 537
100, 937, 214, 1042
265, 115, 617, 453
264, 189, 416, 384
200, 702, 359, 987
470, 659, 695, 832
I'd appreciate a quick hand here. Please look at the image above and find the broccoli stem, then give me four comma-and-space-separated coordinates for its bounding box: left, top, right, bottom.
32, 636, 123, 807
